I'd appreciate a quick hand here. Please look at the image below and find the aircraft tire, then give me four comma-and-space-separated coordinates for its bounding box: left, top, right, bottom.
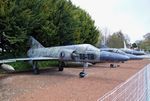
33, 68, 40, 74
110, 64, 113, 68
110, 64, 116, 68
58, 62, 65, 71
79, 72, 86, 78
58, 66, 64, 71
92, 62, 96, 65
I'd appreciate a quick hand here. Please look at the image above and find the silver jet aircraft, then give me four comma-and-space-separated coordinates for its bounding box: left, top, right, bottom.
120, 41, 146, 55
0, 37, 129, 78
100, 48, 144, 60
100, 41, 149, 60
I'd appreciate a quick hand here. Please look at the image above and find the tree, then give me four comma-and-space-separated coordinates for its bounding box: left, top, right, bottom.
0, 0, 42, 55
137, 33, 150, 51
71, 8, 100, 45
141, 33, 150, 51
25, 0, 101, 46
144, 33, 150, 40
132, 43, 137, 48
107, 31, 126, 48
0, 0, 101, 57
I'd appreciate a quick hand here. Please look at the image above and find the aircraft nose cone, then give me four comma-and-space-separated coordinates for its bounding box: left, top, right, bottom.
122, 55, 130, 61
126, 54, 143, 60
100, 51, 130, 61
113, 54, 129, 61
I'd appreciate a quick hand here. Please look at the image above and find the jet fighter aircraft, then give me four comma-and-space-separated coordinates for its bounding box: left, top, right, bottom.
100, 48, 144, 60
0, 37, 129, 78
100, 40, 149, 60
120, 41, 146, 55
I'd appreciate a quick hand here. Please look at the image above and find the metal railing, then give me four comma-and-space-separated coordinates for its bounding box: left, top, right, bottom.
98, 64, 150, 101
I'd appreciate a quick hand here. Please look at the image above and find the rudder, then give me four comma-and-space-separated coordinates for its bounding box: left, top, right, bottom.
29, 36, 44, 49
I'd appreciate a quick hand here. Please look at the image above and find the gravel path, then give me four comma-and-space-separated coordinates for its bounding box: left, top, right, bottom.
0, 60, 149, 101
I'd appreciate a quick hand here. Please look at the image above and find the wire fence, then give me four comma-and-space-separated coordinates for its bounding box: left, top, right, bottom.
98, 64, 150, 101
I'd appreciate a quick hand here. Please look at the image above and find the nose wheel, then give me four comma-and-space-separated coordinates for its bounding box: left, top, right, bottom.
79, 62, 88, 78
79, 71, 86, 78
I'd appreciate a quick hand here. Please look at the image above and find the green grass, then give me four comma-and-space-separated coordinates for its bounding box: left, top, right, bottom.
7, 61, 59, 72
1, 53, 59, 72
9, 61, 32, 72
38, 61, 59, 69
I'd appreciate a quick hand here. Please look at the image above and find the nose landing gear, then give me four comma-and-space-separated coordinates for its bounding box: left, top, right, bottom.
79, 62, 88, 78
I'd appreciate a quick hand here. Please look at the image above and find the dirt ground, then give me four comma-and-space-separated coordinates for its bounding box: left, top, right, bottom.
0, 59, 150, 101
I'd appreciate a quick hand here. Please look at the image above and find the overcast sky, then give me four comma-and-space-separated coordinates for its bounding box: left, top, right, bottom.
70, 0, 150, 43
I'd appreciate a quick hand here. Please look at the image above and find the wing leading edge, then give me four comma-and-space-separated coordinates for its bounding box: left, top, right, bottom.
0, 57, 59, 64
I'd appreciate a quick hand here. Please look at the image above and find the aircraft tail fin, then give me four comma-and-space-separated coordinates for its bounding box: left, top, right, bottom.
100, 40, 108, 48
123, 41, 127, 49
100, 43, 108, 48
29, 36, 44, 49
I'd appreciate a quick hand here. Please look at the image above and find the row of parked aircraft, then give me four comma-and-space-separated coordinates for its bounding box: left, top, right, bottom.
0, 37, 149, 78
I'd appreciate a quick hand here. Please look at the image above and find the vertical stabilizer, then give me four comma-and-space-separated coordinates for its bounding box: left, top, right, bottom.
29, 36, 44, 49
123, 41, 127, 49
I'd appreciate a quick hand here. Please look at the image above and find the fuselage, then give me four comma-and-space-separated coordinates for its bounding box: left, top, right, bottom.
120, 48, 146, 55
100, 48, 144, 60
27, 44, 129, 63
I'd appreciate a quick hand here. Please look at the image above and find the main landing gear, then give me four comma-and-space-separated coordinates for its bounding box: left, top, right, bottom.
32, 61, 40, 74
110, 64, 120, 68
32, 61, 64, 75
58, 61, 65, 71
79, 62, 88, 78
